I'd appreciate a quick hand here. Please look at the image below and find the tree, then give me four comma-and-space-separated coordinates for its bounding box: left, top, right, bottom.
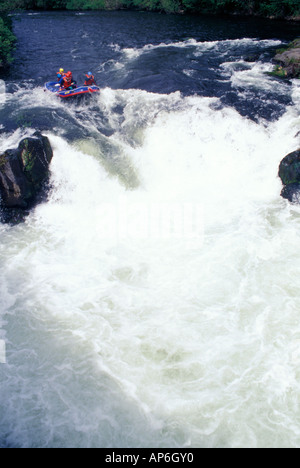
0, 16, 16, 67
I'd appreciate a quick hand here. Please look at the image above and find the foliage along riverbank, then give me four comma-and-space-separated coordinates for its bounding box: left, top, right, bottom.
272, 38, 300, 79
0, 12, 16, 70
1, 0, 300, 19
0, 0, 299, 71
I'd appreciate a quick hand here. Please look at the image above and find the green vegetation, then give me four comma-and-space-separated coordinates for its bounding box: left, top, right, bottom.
0, 0, 299, 17
0, 17, 16, 67
271, 38, 300, 78
269, 64, 288, 77
0, 3, 16, 68
0, 152, 7, 168
21, 140, 35, 173
0, 0, 299, 69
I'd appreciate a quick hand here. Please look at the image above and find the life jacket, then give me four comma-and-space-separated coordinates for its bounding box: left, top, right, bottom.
62, 72, 73, 88
84, 74, 95, 86
57, 70, 65, 81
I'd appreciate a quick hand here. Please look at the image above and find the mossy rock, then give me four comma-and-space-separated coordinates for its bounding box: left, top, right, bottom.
20, 140, 35, 172
18, 134, 52, 187
0, 131, 53, 213
273, 38, 300, 79
0, 152, 8, 168
279, 149, 300, 186
281, 183, 300, 204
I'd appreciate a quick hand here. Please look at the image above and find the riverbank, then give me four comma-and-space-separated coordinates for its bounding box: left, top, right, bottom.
271, 38, 300, 79
0, 15, 16, 71
2, 0, 300, 20
1, 1, 299, 75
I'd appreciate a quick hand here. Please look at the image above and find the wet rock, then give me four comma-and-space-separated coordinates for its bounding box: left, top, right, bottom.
0, 131, 53, 215
244, 54, 261, 63
279, 149, 300, 185
278, 149, 300, 203
273, 39, 300, 79
281, 183, 300, 204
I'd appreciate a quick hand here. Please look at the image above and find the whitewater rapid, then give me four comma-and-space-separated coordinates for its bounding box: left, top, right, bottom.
1, 32, 300, 448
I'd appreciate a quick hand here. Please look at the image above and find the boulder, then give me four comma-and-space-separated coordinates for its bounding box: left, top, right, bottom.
278, 149, 300, 186
0, 131, 53, 212
273, 39, 300, 79
278, 149, 300, 203
281, 183, 300, 204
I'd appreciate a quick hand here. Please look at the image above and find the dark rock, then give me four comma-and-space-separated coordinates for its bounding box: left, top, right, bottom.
0, 131, 53, 213
278, 149, 300, 204
278, 149, 300, 186
281, 183, 300, 203
244, 54, 261, 63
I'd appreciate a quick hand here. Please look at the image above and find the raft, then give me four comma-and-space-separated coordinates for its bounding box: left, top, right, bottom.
44, 81, 100, 98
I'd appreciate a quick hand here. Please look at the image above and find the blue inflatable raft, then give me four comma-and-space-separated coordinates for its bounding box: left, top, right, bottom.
45, 81, 100, 98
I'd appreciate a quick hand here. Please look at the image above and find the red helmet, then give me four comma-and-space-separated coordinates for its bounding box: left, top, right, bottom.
66, 71, 72, 77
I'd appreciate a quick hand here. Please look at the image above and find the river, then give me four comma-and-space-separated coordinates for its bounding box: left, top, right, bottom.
0, 10, 300, 448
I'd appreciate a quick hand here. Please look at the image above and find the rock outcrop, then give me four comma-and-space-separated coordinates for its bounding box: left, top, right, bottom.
273, 39, 300, 79
0, 131, 53, 218
278, 149, 300, 203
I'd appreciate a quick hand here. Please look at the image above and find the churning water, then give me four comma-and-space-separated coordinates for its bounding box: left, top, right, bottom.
0, 11, 300, 448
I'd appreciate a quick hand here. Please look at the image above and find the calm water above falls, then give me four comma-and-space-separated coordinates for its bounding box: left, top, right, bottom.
0, 11, 300, 448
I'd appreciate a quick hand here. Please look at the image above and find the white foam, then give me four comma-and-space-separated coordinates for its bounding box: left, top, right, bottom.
1, 88, 300, 448
121, 38, 283, 61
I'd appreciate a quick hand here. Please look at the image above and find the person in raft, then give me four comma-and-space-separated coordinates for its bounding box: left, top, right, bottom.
84, 72, 97, 86
58, 71, 77, 90
56, 68, 65, 81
